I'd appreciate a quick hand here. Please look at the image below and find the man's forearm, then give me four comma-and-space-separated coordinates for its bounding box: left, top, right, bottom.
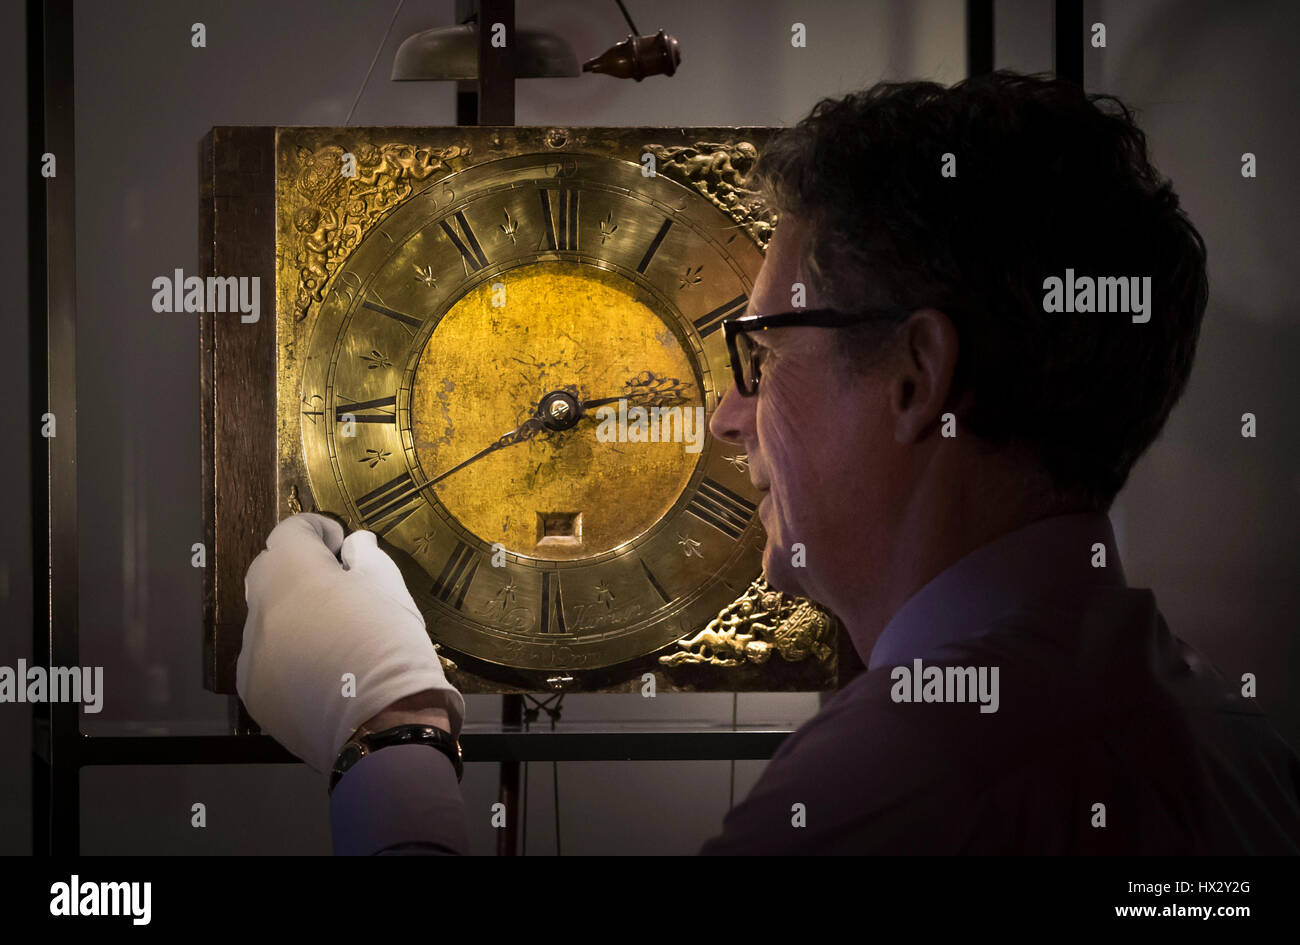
329, 742, 469, 854
329, 687, 468, 855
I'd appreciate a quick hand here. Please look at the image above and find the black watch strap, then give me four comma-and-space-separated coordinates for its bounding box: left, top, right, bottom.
329, 723, 464, 794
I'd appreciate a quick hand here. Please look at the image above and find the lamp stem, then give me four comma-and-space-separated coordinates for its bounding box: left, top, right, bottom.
614, 0, 639, 35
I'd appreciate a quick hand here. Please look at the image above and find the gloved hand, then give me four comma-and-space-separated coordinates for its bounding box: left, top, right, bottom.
236, 513, 465, 773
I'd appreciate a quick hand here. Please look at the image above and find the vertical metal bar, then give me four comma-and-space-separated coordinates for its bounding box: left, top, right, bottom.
453, 0, 522, 855
30, 0, 79, 856
476, 0, 515, 124
967, 0, 994, 76
27, 0, 49, 860
455, 83, 478, 125
454, 0, 478, 124
1054, 0, 1084, 85
497, 694, 522, 855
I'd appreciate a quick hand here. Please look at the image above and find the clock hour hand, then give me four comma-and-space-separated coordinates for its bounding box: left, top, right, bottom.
579, 371, 694, 412
578, 395, 626, 410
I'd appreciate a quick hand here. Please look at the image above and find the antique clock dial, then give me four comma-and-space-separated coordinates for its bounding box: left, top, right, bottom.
297, 148, 768, 681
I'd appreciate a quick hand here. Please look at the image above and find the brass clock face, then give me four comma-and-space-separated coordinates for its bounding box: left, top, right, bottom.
298, 149, 767, 674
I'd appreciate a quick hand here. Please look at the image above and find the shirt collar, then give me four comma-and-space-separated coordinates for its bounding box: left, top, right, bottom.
866, 511, 1127, 670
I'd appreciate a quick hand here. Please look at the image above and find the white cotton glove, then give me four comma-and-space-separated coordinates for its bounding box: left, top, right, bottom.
236, 513, 465, 773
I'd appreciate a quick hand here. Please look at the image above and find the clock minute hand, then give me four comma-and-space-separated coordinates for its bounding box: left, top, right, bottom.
362, 414, 546, 520
426, 414, 546, 488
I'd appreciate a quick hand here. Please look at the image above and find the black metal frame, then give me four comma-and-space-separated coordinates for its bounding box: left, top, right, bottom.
967, 0, 994, 76
30, 0, 79, 858
30, 0, 1026, 856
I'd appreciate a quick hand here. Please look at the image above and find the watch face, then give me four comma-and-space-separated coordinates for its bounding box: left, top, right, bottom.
297, 148, 768, 678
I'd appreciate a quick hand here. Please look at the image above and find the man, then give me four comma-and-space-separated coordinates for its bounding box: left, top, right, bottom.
237, 71, 1300, 854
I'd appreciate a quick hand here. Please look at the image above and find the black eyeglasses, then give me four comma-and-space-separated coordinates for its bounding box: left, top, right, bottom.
722, 306, 910, 396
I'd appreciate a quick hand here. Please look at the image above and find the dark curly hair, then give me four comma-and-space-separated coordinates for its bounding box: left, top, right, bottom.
752, 71, 1209, 509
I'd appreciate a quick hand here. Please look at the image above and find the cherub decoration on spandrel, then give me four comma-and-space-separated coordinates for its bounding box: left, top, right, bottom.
660, 576, 834, 667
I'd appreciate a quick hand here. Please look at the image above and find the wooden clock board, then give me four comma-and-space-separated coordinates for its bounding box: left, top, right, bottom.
200, 125, 856, 697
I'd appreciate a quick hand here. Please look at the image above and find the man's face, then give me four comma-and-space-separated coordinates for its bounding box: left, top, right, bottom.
708, 218, 904, 610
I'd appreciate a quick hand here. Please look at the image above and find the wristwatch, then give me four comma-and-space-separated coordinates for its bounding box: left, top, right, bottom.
328, 722, 464, 794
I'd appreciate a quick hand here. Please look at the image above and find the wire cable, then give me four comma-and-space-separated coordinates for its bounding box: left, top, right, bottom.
553, 760, 562, 856
614, 0, 638, 34
521, 759, 529, 856
345, 0, 405, 124
728, 691, 738, 810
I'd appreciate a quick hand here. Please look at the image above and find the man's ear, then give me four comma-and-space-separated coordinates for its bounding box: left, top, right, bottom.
890, 308, 959, 444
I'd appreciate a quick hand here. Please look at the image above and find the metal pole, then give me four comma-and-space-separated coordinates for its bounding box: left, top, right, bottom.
476, 0, 515, 125
452, 0, 523, 856
29, 0, 80, 856
967, 0, 994, 77
1054, 0, 1084, 85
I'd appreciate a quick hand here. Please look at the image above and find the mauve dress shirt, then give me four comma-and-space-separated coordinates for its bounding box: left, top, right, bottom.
330, 512, 1300, 854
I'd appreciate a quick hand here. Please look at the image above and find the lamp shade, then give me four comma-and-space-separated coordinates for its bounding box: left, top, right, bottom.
391, 23, 580, 80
